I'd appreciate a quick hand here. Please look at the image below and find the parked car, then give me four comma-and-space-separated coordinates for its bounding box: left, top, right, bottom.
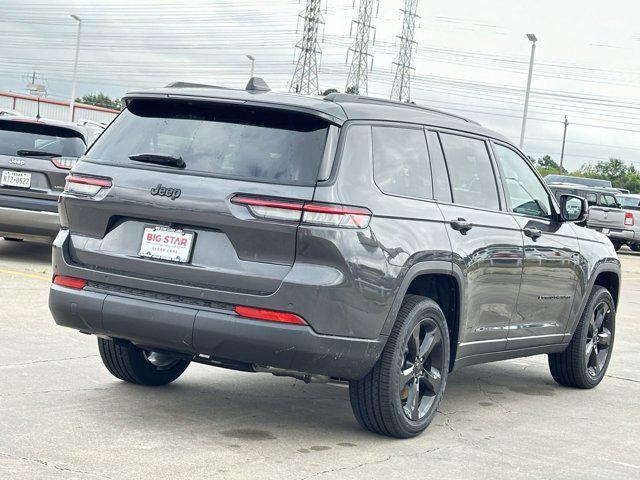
49, 82, 620, 438
545, 174, 612, 188
0, 116, 94, 243
618, 193, 640, 211
548, 184, 639, 250
0, 108, 21, 117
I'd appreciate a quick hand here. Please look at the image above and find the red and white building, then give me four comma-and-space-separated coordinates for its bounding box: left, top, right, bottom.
0, 91, 119, 124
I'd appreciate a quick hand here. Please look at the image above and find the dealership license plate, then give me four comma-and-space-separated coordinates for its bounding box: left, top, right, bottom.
139, 226, 195, 263
1, 170, 31, 188
602, 228, 610, 235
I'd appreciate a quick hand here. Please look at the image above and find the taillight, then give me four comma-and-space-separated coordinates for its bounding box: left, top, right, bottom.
53, 275, 87, 289
234, 305, 307, 325
51, 157, 80, 170
625, 212, 634, 226
231, 195, 371, 229
64, 174, 112, 196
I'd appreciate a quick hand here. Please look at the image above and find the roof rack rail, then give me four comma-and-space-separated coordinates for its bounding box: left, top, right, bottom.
165, 81, 231, 90
323, 93, 480, 125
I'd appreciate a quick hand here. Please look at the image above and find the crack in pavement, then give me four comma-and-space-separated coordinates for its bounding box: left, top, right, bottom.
299, 447, 442, 479
0, 355, 98, 368
605, 373, 640, 384
475, 376, 512, 414
0, 386, 111, 398
0, 452, 112, 479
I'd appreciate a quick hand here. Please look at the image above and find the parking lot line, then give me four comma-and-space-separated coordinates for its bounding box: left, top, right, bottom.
0, 267, 49, 282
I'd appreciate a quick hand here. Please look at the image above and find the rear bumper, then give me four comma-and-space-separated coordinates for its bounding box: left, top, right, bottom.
49, 283, 384, 380
590, 226, 636, 242
0, 194, 59, 240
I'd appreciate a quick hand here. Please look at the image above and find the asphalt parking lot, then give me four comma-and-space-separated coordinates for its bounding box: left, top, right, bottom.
1, 239, 639, 479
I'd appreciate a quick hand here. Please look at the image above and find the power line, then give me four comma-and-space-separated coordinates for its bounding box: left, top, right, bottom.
345, 0, 377, 95
289, 0, 324, 95
390, 0, 418, 102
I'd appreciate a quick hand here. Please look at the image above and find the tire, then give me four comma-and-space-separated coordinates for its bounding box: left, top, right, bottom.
611, 241, 623, 251
630, 243, 640, 252
548, 286, 615, 389
349, 295, 450, 438
98, 338, 190, 386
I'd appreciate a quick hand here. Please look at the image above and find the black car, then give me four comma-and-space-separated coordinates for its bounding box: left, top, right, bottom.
49, 81, 620, 438
0, 116, 100, 243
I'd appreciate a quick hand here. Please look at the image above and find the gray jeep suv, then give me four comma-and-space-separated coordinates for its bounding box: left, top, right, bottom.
0, 116, 98, 243
49, 81, 620, 438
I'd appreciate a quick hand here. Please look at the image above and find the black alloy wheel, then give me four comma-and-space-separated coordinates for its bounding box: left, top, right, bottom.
585, 301, 613, 378
549, 286, 615, 389
349, 295, 450, 438
399, 318, 444, 421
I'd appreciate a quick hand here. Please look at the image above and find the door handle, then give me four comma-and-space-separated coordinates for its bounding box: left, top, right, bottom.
523, 227, 542, 240
450, 218, 473, 235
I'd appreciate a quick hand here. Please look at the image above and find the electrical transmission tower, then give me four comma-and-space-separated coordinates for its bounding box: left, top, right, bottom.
390, 0, 419, 102
289, 0, 324, 95
345, 0, 378, 95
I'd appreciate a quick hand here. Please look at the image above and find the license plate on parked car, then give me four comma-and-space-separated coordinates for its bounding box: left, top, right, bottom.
139, 226, 195, 263
601, 228, 610, 235
1, 170, 31, 188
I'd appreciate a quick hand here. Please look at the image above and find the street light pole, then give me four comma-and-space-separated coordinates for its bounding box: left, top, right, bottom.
246, 55, 255, 78
560, 115, 569, 172
519, 33, 537, 150
69, 14, 82, 123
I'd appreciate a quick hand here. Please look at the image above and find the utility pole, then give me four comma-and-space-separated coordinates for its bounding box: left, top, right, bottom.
69, 14, 82, 123
289, 0, 324, 95
390, 0, 419, 102
560, 115, 569, 172
519, 33, 537, 149
346, 0, 378, 95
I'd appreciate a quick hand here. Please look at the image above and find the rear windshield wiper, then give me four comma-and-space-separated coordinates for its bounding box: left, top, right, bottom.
128, 153, 185, 169
16, 149, 62, 157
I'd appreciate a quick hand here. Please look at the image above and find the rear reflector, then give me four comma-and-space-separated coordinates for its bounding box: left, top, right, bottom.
231, 195, 371, 228
625, 212, 634, 226
234, 305, 307, 325
53, 275, 87, 290
64, 174, 112, 196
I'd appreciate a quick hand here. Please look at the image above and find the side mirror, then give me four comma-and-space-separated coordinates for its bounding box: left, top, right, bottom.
559, 194, 587, 223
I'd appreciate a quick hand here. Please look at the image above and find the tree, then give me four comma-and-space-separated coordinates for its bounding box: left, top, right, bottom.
533, 154, 566, 176
75, 93, 122, 110
321, 88, 339, 96
536, 155, 562, 171
580, 158, 640, 193
345, 86, 359, 95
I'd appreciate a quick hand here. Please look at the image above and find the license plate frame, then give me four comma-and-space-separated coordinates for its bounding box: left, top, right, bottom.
1, 170, 32, 189
138, 226, 195, 264
601, 228, 610, 235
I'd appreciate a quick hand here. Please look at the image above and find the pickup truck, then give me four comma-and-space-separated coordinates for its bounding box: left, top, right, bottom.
548, 184, 639, 251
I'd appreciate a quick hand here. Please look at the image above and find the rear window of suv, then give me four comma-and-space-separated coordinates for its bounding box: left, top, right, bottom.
86, 99, 330, 185
0, 120, 86, 158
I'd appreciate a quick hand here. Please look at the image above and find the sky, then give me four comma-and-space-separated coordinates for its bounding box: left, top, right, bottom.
1, 0, 639, 171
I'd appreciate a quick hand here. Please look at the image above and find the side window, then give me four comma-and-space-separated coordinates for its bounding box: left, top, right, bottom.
372, 126, 432, 199
601, 194, 618, 207
427, 131, 452, 203
439, 133, 500, 210
586, 192, 597, 206
493, 144, 552, 218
